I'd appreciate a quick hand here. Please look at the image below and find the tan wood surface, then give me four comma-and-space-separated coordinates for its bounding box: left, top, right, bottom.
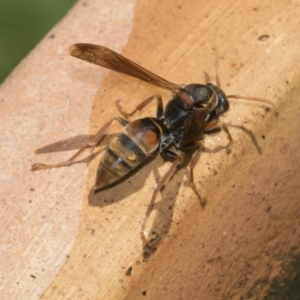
1, 0, 300, 299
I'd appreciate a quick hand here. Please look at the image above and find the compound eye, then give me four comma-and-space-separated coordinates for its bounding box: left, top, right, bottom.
220, 96, 230, 113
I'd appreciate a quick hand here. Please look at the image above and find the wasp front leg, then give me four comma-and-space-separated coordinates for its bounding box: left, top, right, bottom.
186, 142, 207, 207
31, 117, 128, 171
116, 94, 164, 120
204, 121, 233, 152
141, 149, 180, 246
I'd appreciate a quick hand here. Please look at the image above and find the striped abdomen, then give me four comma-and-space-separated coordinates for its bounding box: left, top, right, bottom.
95, 118, 163, 190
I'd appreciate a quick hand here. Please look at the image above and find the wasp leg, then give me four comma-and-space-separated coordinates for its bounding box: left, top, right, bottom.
116, 94, 163, 119
31, 117, 128, 171
204, 121, 233, 152
186, 142, 207, 207
141, 149, 180, 246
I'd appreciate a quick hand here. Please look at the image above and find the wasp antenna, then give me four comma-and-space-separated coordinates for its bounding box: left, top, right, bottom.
214, 47, 221, 88
227, 94, 277, 111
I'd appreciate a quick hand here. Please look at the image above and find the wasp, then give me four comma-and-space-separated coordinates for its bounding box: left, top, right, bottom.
32, 44, 276, 245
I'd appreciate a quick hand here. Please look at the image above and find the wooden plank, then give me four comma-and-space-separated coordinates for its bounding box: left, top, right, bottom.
1, 0, 300, 299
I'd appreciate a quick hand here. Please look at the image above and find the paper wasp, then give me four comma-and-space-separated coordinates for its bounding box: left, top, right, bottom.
32, 44, 276, 245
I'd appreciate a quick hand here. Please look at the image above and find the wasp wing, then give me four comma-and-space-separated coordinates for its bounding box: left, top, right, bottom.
179, 109, 207, 147
69, 43, 179, 92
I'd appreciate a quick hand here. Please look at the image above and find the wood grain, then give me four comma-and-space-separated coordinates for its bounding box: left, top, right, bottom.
1, 0, 300, 299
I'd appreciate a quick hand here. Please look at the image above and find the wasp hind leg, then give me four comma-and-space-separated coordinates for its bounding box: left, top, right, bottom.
31, 117, 128, 171
116, 94, 164, 119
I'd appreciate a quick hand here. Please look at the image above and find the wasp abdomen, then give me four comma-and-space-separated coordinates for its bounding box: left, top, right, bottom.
95, 118, 162, 190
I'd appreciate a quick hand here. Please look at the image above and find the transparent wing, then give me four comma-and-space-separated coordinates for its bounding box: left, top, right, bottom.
69, 43, 179, 92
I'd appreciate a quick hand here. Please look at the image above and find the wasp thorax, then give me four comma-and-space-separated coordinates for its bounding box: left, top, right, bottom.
184, 84, 214, 107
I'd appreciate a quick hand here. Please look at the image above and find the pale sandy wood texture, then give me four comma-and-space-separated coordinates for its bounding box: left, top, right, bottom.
1, 0, 300, 299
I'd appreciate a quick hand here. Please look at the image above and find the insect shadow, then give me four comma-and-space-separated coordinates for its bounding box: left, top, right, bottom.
229, 124, 262, 155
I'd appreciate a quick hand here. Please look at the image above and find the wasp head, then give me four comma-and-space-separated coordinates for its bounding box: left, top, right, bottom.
184, 83, 229, 120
